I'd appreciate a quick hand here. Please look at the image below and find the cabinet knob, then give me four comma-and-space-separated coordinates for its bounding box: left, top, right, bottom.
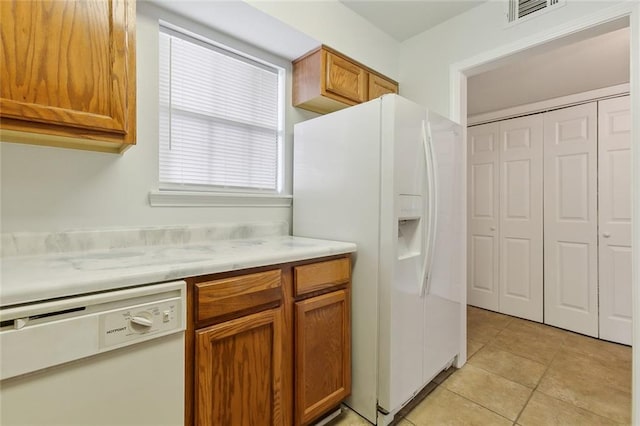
602, 232, 611, 238
490, 226, 496, 231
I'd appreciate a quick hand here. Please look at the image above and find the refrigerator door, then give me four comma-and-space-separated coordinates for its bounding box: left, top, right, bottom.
293, 100, 383, 424
423, 110, 465, 383
377, 95, 429, 416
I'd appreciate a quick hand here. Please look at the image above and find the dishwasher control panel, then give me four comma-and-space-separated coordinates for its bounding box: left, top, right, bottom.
99, 297, 182, 349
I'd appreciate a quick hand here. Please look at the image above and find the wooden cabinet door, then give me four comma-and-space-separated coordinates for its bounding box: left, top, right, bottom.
0, 0, 136, 148
368, 74, 398, 100
195, 308, 283, 426
324, 51, 367, 104
295, 290, 350, 425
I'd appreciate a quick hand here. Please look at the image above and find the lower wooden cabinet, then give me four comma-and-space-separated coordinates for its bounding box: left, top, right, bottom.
186, 255, 351, 426
295, 290, 351, 425
195, 308, 283, 426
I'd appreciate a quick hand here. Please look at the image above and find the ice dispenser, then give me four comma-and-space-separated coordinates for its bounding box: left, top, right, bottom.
397, 194, 423, 260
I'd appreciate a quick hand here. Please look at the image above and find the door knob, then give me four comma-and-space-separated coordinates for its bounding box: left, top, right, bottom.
602, 232, 611, 238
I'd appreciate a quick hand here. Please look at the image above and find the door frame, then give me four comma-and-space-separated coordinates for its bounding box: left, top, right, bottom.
450, 2, 639, 422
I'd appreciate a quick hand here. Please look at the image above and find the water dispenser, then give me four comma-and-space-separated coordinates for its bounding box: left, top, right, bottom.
397, 194, 423, 260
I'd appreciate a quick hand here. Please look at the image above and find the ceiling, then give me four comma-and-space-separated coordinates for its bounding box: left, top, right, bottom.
340, 0, 487, 42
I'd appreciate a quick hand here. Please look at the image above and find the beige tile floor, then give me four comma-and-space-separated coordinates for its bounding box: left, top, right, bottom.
329, 305, 632, 425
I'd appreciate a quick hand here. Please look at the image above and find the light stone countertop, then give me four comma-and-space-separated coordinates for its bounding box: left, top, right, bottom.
1, 235, 356, 307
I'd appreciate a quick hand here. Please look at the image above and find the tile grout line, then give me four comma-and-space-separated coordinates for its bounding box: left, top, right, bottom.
460, 357, 536, 423
532, 351, 628, 424
460, 313, 527, 423
469, 308, 632, 424
469, 318, 550, 386
543, 333, 629, 424
400, 416, 416, 425
471, 313, 556, 426
444, 386, 515, 424
511, 323, 571, 425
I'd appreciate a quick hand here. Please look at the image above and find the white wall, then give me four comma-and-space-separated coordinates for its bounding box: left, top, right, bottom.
399, 1, 629, 118
0, 3, 311, 233
467, 27, 630, 115
247, 0, 400, 79
0, 1, 401, 234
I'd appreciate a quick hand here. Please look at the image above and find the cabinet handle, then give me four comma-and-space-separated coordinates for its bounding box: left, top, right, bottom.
602, 232, 611, 238
490, 226, 496, 231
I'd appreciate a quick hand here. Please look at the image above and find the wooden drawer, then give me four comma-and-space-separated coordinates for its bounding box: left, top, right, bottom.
294, 258, 351, 297
195, 269, 282, 323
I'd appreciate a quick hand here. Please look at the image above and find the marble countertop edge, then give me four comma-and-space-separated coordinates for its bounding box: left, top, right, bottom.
0, 236, 357, 307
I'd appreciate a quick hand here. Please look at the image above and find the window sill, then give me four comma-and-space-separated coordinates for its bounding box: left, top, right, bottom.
148, 190, 292, 207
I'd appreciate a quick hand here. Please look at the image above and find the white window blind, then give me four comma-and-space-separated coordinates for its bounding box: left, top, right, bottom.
159, 26, 283, 193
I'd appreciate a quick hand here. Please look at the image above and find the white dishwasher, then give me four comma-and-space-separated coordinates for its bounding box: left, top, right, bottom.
0, 280, 186, 426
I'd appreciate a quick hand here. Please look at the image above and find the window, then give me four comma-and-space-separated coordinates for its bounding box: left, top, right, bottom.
158, 25, 284, 194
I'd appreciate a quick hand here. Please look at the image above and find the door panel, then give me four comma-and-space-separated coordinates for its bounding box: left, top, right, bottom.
503, 237, 531, 299
324, 51, 367, 104
295, 290, 350, 425
557, 242, 590, 310
471, 235, 495, 292
504, 160, 530, 218
0, 0, 134, 135
472, 163, 495, 217
467, 123, 499, 311
544, 102, 598, 336
598, 95, 632, 345
499, 115, 543, 322
195, 309, 282, 426
557, 153, 589, 219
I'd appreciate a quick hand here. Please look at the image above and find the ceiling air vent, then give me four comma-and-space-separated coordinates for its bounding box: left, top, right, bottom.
506, 0, 565, 25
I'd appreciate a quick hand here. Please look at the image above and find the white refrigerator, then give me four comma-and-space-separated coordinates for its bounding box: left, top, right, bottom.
293, 94, 465, 425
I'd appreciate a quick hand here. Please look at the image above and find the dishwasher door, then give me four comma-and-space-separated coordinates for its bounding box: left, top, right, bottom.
0, 281, 186, 426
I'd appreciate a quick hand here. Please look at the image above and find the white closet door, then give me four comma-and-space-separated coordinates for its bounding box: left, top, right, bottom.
499, 115, 543, 322
543, 102, 598, 337
468, 123, 500, 311
598, 95, 632, 345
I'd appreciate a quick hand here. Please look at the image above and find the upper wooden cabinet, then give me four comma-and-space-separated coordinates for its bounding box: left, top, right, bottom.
0, 0, 136, 153
324, 51, 368, 105
293, 45, 398, 114
369, 74, 399, 100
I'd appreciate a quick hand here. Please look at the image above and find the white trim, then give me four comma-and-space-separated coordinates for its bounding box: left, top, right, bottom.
468, 83, 630, 126
631, 7, 640, 425
450, 3, 634, 77
450, 2, 639, 422
148, 191, 292, 207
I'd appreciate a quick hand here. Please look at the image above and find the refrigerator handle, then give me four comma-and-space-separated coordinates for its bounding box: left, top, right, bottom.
420, 120, 437, 296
